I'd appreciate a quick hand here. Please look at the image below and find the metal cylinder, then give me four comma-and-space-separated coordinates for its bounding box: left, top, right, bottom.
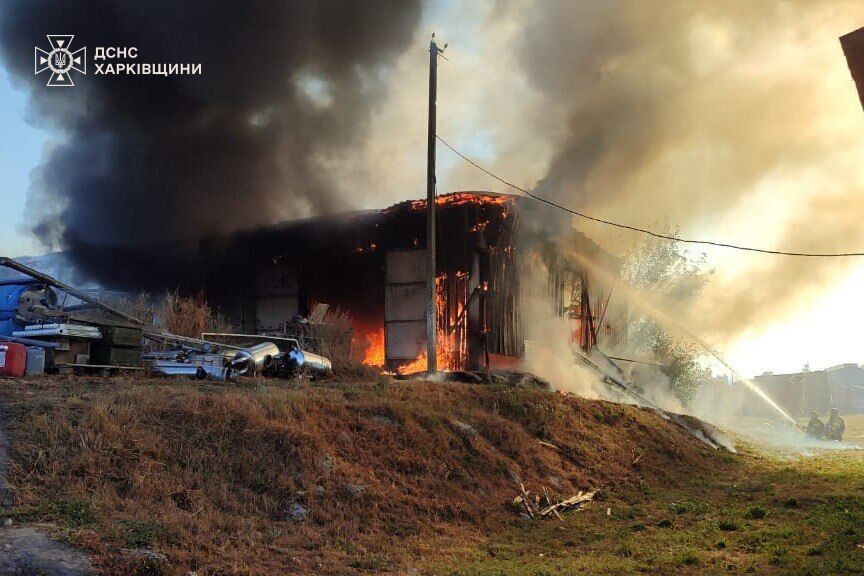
287, 348, 332, 376
231, 341, 281, 374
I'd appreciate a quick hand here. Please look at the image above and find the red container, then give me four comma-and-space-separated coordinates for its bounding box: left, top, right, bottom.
0, 342, 26, 377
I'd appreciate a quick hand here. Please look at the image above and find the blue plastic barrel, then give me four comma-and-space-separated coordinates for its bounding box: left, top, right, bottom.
0, 281, 38, 335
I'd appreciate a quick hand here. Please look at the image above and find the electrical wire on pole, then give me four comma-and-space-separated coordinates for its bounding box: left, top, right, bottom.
436, 135, 864, 258
426, 36, 446, 373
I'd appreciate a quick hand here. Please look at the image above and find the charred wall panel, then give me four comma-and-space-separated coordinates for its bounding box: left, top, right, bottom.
485, 249, 521, 358
386, 250, 429, 282
255, 296, 299, 331
384, 250, 427, 364
253, 260, 299, 332
385, 284, 426, 321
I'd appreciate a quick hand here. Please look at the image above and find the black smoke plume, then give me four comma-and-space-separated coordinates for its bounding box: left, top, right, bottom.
0, 0, 421, 289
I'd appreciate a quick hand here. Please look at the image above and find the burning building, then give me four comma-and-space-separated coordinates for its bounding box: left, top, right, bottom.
199, 191, 624, 373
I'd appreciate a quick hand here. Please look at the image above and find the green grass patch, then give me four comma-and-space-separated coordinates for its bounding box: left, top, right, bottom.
120, 518, 175, 548
718, 519, 739, 531
21, 496, 97, 529
424, 446, 864, 576
745, 506, 767, 519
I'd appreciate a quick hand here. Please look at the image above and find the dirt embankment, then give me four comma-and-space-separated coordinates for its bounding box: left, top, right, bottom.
0, 375, 726, 575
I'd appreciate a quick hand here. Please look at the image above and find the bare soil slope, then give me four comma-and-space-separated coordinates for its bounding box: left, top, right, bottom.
0, 375, 726, 575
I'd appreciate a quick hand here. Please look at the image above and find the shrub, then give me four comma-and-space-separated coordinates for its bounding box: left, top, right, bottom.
671, 502, 689, 515
718, 519, 739, 531
617, 544, 633, 558
122, 519, 170, 547
158, 291, 232, 338
31, 497, 96, 529
746, 506, 767, 520
315, 308, 355, 371
678, 552, 699, 566
109, 292, 157, 326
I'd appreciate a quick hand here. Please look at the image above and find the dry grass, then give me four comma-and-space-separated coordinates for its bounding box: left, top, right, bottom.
318, 308, 354, 361
304, 308, 372, 377
286, 307, 377, 378
0, 376, 722, 575
426, 447, 864, 575
106, 292, 157, 326
158, 291, 232, 338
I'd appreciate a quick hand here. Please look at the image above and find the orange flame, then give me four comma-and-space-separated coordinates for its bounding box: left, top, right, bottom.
395, 352, 429, 374
356, 325, 432, 374
361, 327, 385, 366
354, 242, 379, 254
407, 192, 513, 213
388, 271, 465, 374
358, 329, 451, 375
356, 269, 470, 374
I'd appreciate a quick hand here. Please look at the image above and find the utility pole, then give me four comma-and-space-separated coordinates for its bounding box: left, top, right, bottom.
426, 35, 444, 373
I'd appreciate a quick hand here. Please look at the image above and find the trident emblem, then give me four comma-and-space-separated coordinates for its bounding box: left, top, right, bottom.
35, 35, 86, 87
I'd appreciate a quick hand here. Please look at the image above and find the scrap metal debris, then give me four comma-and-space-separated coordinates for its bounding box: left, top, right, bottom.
0, 257, 332, 379
1, 257, 145, 373
13, 324, 102, 339
575, 347, 734, 451
513, 482, 597, 519
143, 331, 332, 380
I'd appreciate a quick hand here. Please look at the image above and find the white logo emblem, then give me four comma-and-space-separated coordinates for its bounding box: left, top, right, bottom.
35, 35, 86, 87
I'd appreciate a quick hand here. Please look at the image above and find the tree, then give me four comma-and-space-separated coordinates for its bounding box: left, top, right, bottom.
621, 229, 712, 405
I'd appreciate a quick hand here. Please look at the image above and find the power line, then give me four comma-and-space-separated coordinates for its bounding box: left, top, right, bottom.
436, 135, 864, 258
605, 355, 667, 368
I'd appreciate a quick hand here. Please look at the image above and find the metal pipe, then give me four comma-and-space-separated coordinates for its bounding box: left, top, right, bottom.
605, 355, 667, 368
143, 330, 244, 351
287, 348, 332, 376
0, 257, 142, 325
230, 341, 281, 374
0, 335, 61, 349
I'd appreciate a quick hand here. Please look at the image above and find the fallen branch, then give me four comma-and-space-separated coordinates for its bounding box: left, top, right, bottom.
516, 482, 535, 518
538, 490, 597, 517
537, 440, 560, 451
513, 485, 597, 520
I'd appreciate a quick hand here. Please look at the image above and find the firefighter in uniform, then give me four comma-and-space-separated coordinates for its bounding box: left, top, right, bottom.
805, 411, 824, 439
826, 408, 845, 441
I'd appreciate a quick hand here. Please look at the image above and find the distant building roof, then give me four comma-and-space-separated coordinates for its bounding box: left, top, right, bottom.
827, 363, 863, 372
